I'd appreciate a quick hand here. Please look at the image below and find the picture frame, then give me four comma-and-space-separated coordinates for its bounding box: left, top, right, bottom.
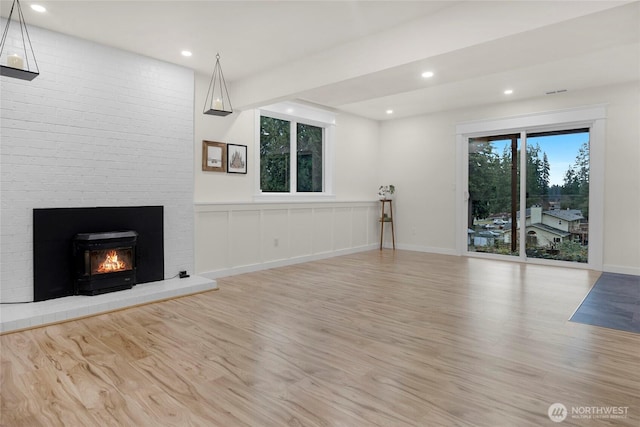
227, 144, 247, 174
202, 140, 227, 172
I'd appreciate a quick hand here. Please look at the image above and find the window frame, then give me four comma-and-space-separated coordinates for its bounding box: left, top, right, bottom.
254, 102, 336, 202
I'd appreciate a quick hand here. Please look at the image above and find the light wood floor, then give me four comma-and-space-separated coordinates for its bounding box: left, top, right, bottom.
1, 250, 639, 426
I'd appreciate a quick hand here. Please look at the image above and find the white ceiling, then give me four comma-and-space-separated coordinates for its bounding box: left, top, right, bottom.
2, 1, 639, 120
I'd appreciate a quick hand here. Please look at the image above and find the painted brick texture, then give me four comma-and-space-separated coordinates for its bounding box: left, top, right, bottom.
1, 22, 195, 302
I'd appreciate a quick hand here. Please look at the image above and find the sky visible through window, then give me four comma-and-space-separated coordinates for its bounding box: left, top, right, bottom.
493, 132, 589, 186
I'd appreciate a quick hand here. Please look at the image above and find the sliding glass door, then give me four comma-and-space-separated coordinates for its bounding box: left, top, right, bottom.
466, 128, 590, 265
467, 134, 520, 256
524, 129, 589, 263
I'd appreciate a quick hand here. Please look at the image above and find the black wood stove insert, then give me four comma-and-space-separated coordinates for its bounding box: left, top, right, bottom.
33, 206, 164, 302
72, 231, 138, 296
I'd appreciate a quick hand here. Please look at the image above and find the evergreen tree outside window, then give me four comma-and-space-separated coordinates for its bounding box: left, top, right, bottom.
296, 123, 323, 192
260, 116, 290, 192
257, 102, 334, 198
467, 128, 590, 263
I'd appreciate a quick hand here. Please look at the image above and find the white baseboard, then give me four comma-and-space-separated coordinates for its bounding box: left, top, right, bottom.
603, 264, 640, 276
393, 243, 459, 256
200, 244, 379, 280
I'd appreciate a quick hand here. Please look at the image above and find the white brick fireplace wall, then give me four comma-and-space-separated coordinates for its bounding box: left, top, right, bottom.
0, 22, 195, 302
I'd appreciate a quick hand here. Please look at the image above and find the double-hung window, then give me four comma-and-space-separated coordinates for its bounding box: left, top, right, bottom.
255, 102, 335, 200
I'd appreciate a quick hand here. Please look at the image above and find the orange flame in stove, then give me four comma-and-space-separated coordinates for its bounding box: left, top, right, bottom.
97, 250, 127, 273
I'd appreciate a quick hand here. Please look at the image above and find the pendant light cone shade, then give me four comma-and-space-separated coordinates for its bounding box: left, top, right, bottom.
0, 0, 39, 80
203, 53, 232, 116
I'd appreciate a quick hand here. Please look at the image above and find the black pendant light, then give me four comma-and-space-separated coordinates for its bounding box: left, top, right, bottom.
0, 0, 39, 81
203, 53, 232, 116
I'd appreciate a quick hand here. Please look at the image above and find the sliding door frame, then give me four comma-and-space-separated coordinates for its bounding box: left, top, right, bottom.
456, 105, 605, 270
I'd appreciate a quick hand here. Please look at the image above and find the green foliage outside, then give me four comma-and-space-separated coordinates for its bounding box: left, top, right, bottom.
471, 239, 587, 262
468, 139, 589, 221
260, 116, 323, 193
260, 116, 290, 192
557, 141, 590, 217
468, 135, 589, 262
296, 123, 323, 192
524, 240, 588, 263
468, 139, 518, 222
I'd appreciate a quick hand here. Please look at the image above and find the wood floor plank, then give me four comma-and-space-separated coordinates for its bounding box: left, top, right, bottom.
2, 250, 639, 426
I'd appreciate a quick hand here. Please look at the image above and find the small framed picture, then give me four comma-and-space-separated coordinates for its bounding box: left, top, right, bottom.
202, 140, 227, 172
227, 144, 247, 174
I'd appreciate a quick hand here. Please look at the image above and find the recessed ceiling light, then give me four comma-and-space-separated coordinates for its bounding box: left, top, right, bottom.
386, 109, 394, 115
504, 89, 514, 95
286, 108, 294, 114
421, 71, 434, 79
30, 4, 46, 12
181, 50, 192, 57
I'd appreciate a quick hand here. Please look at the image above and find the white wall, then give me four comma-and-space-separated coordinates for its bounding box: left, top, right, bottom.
333, 113, 381, 201
194, 73, 380, 203
5, 26, 634, 303
0, 24, 195, 302
193, 73, 639, 276
378, 113, 458, 255
193, 72, 381, 277
379, 82, 640, 274
195, 72, 255, 202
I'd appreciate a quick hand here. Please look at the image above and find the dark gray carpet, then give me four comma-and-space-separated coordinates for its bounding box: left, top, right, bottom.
570, 272, 640, 333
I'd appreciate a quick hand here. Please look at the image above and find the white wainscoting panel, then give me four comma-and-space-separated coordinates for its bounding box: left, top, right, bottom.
334, 207, 354, 251
290, 208, 314, 258
195, 211, 230, 273
229, 210, 262, 268
351, 207, 369, 248
195, 201, 380, 278
312, 208, 335, 254
262, 209, 290, 262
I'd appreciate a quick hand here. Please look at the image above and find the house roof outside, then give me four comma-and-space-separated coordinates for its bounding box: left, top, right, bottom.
544, 209, 584, 222
516, 208, 584, 222
503, 223, 571, 237
529, 223, 572, 237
